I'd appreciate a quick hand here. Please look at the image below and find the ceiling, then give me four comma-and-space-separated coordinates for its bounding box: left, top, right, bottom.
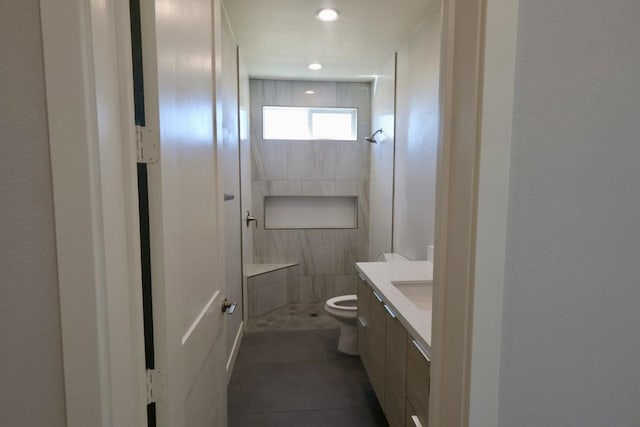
223, 0, 437, 81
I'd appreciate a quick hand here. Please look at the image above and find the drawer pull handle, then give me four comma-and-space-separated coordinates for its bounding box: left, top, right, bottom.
411, 415, 423, 427
358, 273, 366, 282
383, 304, 397, 319
412, 339, 431, 362
358, 316, 368, 328
372, 291, 383, 303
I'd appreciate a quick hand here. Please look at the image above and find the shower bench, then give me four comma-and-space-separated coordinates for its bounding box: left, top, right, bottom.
243, 263, 300, 323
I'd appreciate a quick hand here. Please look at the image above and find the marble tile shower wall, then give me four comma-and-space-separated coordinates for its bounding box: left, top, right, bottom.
250, 79, 371, 302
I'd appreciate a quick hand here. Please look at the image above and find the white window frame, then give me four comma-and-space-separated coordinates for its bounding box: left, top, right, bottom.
262, 106, 358, 141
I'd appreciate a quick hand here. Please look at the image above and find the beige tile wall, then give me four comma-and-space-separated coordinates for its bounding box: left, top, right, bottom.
250, 79, 371, 301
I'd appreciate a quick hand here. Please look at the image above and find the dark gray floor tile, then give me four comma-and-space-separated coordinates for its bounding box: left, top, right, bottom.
228, 329, 388, 427
236, 328, 342, 364
228, 358, 371, 414
229, 407, 388, 427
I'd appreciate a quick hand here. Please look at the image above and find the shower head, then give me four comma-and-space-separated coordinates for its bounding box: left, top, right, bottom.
365, 128, 383, 143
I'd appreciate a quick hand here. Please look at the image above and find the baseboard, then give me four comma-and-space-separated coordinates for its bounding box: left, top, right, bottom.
226, 321, 244, 385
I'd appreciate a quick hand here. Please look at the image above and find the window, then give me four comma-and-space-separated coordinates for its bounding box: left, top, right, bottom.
262, 106, 357, 141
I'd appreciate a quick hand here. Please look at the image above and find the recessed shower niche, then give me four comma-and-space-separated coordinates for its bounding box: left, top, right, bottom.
264, 195, 358, 229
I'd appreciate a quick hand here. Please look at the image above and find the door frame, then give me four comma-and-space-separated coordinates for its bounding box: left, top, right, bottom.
39, 0, 520, 424
40, 0, 147, 426
429, 0, 519, 425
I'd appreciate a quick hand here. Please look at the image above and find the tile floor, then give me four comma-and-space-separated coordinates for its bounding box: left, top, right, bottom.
228, 329, 388, 427
245, 302, 340, 332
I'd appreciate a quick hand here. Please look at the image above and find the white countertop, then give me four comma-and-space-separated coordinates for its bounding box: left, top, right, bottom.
355, 260, 433, 355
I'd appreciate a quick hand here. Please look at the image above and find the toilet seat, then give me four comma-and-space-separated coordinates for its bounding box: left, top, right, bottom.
326, 294, 357, 311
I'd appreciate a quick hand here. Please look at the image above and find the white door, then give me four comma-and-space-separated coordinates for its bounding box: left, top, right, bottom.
218, 11, 244, 380
139, 0, 228, 425
238, 51, 254, 300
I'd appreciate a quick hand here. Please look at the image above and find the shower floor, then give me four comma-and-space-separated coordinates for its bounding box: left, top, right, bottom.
245, 302, 340, 332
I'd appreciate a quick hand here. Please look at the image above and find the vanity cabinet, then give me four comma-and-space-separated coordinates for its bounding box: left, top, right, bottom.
406, 339, 430, 427
356, 279, 370, 373
406, 400, 419, 427
357, 276, 430, 427
385, 308, 408, 427
357, 278, 387, 405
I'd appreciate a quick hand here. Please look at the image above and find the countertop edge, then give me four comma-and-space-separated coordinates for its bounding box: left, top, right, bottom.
355, 261, 432, 357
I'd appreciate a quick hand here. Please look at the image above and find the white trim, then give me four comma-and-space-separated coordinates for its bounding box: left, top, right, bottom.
40, 1, 110, 424
111, 1, 148, 425
40, 0, 146, 426
226, 321, 245, 384
430, 0, 519, 425
429, 0, 486, 425
114, 0, 149, 359
468, 0, 519, 425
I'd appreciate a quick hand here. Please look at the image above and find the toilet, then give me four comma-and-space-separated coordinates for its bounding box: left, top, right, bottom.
324, 294, 358, 355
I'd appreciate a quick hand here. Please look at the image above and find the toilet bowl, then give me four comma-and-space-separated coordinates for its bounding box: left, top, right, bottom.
324, 294, 358, 355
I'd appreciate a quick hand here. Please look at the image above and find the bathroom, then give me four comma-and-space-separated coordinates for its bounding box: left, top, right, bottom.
10, 0, 640, 425
222, 0, 441, 425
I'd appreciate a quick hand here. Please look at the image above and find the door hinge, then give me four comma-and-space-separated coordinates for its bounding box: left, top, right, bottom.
136, 125, 159, 163
146, 369, 166, 404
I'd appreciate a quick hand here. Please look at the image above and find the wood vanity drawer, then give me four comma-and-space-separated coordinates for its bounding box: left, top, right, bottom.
406, 399, 426, 427
367, 287, 387, 405
357, 276, 386, 405
384, 308, 408, 427
406, 338, 430, 427
357, 278, 371, 371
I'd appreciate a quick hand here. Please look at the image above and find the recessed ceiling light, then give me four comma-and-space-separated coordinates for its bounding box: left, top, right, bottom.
308, 63, 323, 71
315, 8, 340, 22
305, 90, 316, 95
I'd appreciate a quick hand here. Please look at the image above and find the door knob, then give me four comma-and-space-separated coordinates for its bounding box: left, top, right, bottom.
245, 210, 257, 228
221, 298, 237, 315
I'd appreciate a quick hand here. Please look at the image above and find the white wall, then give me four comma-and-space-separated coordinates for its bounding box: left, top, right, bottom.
499, 1, 640, 426
0, 0, 66, 424
368, 55, 396, 260
394, 8, 440, 261
370, 6, 441, 261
